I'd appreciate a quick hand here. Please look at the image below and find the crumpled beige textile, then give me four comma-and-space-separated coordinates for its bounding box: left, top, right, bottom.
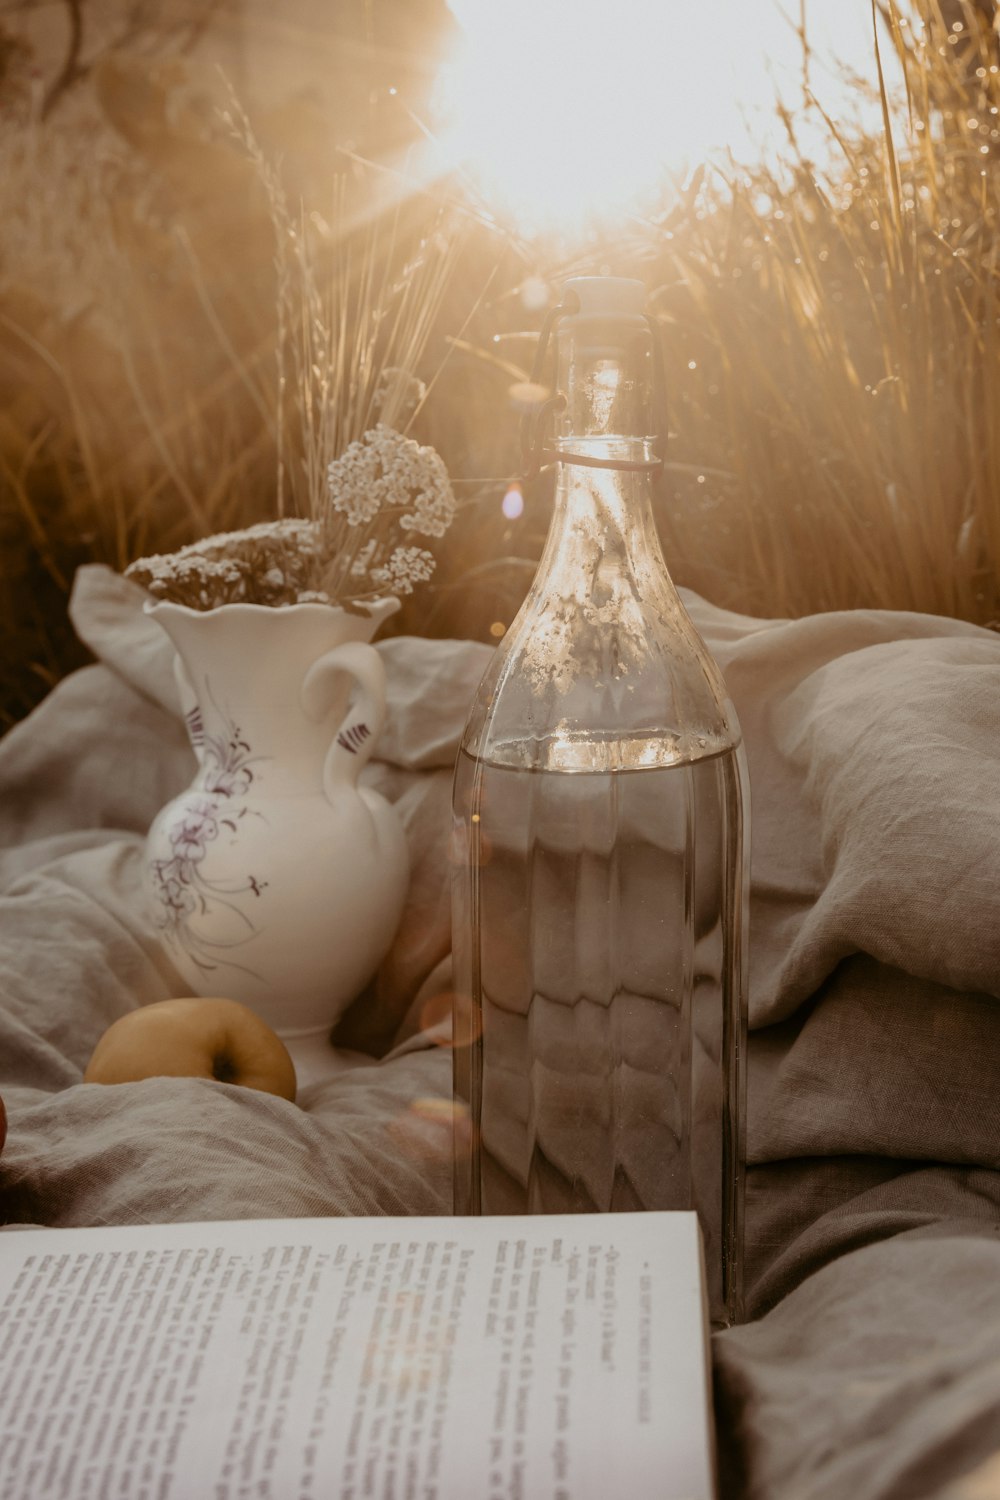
1, 563, 999, 1499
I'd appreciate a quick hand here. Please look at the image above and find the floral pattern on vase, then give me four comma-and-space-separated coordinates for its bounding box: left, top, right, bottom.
148, 696, 270, 977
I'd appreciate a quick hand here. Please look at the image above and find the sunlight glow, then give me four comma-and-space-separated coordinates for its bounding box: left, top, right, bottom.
501, 485, 524, 520
436, 1, 893, 235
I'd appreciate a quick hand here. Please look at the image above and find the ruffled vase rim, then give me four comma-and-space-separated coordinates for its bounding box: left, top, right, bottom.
143, 596, 401, 622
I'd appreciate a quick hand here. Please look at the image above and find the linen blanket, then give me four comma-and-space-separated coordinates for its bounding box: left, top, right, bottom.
1, 563, 999, 1499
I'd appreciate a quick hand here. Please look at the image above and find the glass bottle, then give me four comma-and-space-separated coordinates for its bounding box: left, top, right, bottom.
451, 276, 749, 1327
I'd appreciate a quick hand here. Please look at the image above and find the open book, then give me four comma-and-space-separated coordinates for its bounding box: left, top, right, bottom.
0, 1212, 715, 1500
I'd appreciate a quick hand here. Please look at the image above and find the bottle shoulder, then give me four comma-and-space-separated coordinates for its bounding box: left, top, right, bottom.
462, 586, 743, 771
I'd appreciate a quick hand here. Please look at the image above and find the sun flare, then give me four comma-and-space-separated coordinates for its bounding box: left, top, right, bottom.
435, 0, 889, 236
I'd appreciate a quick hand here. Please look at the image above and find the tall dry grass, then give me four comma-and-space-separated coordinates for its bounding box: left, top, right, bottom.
0, 51, 491, 724
0, 60, 277, 720
392, 0, 1000, 638
3, 0, 1000, 728
633, 0, 1000, 624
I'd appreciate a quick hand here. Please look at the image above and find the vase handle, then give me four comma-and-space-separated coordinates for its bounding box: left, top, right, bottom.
301, 641, 387, 797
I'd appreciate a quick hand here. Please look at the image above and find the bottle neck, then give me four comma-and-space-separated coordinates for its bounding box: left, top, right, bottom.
542, 311, 662, 576
554, 311, 654, 445
538, 437, 669, 611
460, 376, 738, 770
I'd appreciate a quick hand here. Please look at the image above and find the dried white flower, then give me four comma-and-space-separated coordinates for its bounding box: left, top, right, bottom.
326, 436, 383, 525
399, 446, 455, 539
125, 433, 453, 610
326, 425, 455, 539
126, 517, 322, 609
371, 545, 436, 596
160, 518, 318, 561
135, 554, 247, 599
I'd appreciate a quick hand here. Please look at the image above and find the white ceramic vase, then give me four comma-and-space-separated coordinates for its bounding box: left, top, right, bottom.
143, 597, 409, 1084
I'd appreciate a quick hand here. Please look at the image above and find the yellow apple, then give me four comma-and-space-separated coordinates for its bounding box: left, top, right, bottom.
83, 997, 297, 1102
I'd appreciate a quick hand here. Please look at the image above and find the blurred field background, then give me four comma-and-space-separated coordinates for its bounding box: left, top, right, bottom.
2, 0, 999, 728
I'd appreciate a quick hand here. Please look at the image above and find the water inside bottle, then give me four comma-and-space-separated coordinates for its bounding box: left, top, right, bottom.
452, 740, 745, 1317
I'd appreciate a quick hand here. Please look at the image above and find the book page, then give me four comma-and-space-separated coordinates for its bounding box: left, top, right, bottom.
0, 1212, 714, 1500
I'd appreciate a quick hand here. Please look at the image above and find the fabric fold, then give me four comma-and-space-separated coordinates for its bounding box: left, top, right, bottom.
3, 562, 999, 1302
